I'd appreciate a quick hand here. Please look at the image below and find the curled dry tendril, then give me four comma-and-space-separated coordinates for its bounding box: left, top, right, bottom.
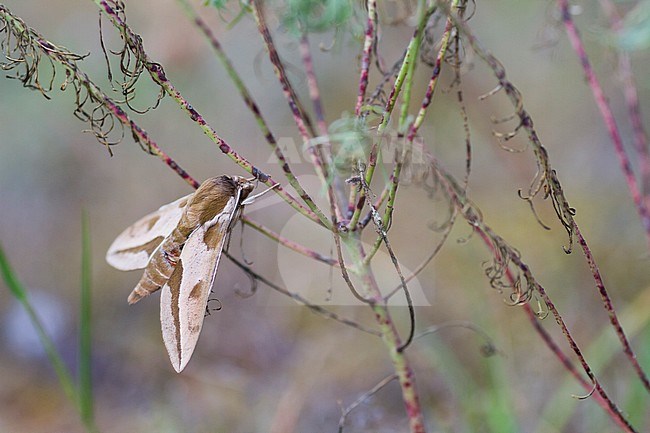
0, 5, 124, 154
99, 0, 164, 114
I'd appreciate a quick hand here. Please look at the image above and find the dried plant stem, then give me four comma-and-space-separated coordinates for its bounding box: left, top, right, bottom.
299, 35, 327, 137
385, 209, 457, 299
298, 34, 347, 220
359, 180, 391, 228
433, 3, 649, 401
559, 0, 650, 393
521, 297, 635, 432
94, 0, 326, 227
437, 0, 578, 251
174, 0, 327, 227
338, 374, 397, 432
354, 165, 415, 350
4, 4, 320, 271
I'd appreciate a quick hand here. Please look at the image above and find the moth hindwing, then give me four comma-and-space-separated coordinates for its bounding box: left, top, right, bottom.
106, 175, 255, 372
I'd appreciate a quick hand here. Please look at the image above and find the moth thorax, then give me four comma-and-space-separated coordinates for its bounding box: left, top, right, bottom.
184, 176, 239, 227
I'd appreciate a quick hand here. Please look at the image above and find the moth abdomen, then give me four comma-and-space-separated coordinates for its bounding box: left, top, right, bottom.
127, 234, 185, 304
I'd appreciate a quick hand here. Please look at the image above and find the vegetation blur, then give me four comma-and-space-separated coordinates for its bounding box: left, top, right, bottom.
1, 0, 649, 432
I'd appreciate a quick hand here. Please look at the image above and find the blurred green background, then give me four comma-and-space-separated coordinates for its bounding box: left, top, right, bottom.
1, 0, 650, 432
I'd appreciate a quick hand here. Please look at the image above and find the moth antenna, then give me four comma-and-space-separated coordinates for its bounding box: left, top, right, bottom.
241, 183, 280, 205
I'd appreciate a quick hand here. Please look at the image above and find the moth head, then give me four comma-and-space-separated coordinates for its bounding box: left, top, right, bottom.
229, 175, 256, 204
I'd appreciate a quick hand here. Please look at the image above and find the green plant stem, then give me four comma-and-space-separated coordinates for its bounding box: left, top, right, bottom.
341, 235, 426, 433
348, 0, 433, 230
396, 0, 428, 132
365, 1, 456, 264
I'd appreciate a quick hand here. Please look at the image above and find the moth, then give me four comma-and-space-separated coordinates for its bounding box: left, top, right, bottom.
106, 175, 266, 372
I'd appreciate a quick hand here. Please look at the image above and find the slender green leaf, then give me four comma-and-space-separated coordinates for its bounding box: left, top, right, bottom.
0, 243, 77, 405
79, 211, 96, 431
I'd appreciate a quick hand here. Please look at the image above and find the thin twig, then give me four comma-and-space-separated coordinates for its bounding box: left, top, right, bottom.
348, 1, 435, 231
599, 0, 650, 218
572, 220, 650, 392
225, 252, 380, 336
365, 1, 456, 263
338, 374, 397, 433
298, 33, 346, 221
242, 215, 338, 267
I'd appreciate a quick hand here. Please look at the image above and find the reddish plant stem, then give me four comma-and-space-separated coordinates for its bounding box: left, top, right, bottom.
250, 0, 337, 222
349, 2, 433, 230
474, 233, 586, 391
439, 2, 648, 400
1, 5, 199, 190
298, 34, 345, 221
251, 8, 312, 143
572, 221, 650, 391
176, 0, 327, 224
558, 0, 650, 244
521, 290, 634, 432
299, 35, 327, 136
355, 0, 377, 116
365, 4, 455, 262
95, 0, 325, 227
599, 0, 650, 211
109, 101, 200, 189
436, 163, 637, 432
406, 15, 453, 143
371, 300, 425, 433
558, 0, 650, 393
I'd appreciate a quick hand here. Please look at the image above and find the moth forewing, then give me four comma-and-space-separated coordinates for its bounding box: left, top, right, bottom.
106, 194, 191, 271
160, 196, 237, 373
